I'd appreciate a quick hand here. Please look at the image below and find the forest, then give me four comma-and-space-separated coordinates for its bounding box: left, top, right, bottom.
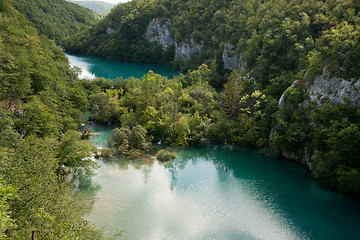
0, 1, 107, 239
64, 0, 360, 194
12, 0, 100, 44
1, 0, 360, 238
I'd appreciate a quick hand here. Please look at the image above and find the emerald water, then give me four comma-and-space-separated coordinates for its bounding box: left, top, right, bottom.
83, 125, 360, 240
65, 52, 178, 80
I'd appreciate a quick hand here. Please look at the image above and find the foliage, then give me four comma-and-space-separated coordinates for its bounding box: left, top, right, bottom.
221, 70, 244, 118
271, 90, 360, 193
0, 138, 104, 239
0, 1, 106, 238
4, 0, 360, 199
12, 0, 100, 44
310, 103, 360, 193
83, 64, 274, 153
0, 177, 17, 238
63, 0, 360, 89
156, 149, 177, 162
108, 125, 150, 155
56, 130, 96, 177
307, 21, 360, 79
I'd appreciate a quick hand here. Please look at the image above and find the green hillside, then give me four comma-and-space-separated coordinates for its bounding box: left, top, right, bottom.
62, 0, 360, 194
0, 1, 106, 238
70, 0, 115, 15
12, 0, 100, 44
63, 0, 360, 85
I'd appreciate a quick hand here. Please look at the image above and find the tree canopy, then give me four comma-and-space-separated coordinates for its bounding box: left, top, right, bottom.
13, 0, 100, 44
0, 1, 106, 238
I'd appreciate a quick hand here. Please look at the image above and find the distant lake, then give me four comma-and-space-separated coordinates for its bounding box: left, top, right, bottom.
65, 52, 179, 80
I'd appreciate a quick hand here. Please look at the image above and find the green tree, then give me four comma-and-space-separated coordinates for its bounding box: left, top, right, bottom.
56, 130, 95, 178
108, 125, 150, 155
0, 138, 104, 239
13, 0, 100, 44
221, 70, 243, 118
0, 177, 17, 237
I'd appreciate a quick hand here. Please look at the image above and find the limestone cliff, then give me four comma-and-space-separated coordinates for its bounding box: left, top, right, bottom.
222, 43, 245, 71
144, 18, 203, 60
174, 39, 203, 60
274, 69, 360, 165
307, 69, 360, 106
145, 18, 174, 51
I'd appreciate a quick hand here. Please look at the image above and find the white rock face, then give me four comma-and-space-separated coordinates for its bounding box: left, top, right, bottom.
174, 39, 203, 60
307, 69, 360, 106
145, 18, 203, 60
145, 18, 174, 51
222, 43, 245, 70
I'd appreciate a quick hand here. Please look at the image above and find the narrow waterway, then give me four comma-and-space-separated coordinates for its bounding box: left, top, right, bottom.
80, 125, 360, 240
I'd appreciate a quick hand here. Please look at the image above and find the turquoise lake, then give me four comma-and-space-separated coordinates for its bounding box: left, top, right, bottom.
81, 124, 360, 240
68, 55, 360, 239
65, 52, 179, 80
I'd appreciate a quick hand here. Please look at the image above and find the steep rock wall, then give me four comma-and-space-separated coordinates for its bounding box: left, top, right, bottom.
174, 39, 203, 60
144, 18, 203, 60
307, 69, 360, 106
145, 18, 174, 51
222, 43, 245, 71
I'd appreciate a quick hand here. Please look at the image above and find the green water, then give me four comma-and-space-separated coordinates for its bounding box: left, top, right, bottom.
65, 52, 179, 80
83, 126, 360, 240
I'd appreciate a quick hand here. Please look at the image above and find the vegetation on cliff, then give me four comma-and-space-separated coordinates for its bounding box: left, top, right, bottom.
69, 0, 360, 194
63, 0, 360, 85
1, 5, 360, 237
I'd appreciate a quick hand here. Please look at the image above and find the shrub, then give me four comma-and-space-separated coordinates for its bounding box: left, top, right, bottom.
100, 148, 112, 158
127, 149, 143, 159
156, 149, 177, 162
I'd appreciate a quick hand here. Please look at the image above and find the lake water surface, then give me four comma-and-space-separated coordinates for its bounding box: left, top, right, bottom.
65, 52, 179, 80
82, 125, 360, 240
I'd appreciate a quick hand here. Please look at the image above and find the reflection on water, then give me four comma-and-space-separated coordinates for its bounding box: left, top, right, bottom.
81, 127, 360, 240
65, 52, 179, 80
85, 157, 305, 240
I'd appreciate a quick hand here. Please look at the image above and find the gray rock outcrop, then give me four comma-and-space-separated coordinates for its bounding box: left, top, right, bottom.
144, 18, 203, 60
222, 43, 245, 70
174, 39, 203, 60
307, 68, 360, 106
145, 18, 174, 51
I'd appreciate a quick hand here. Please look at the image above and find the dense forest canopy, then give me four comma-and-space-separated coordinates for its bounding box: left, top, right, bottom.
12, 0, 100, 44
63, 0, 360, 86
0, 1, 107, 238
63, 0, 360, 194
1, 1, 360, 238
